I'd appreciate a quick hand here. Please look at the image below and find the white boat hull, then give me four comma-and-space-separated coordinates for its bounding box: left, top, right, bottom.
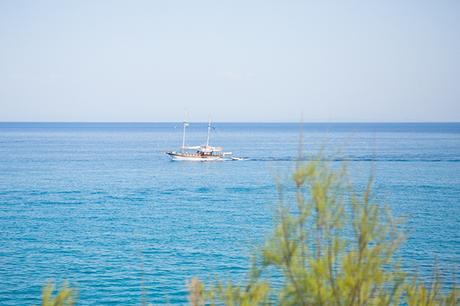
166, 152, 223, 161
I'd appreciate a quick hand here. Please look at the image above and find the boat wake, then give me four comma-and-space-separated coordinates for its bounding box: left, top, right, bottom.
227, 156, 460, 162
230, 157, 249, 161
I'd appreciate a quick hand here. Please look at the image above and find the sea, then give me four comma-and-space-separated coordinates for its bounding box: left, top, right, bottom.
0, 122, 459, 305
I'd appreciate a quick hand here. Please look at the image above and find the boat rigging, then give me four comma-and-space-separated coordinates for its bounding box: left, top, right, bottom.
166, 120, 232, 161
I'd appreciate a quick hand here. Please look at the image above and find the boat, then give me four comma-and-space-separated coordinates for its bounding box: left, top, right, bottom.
166, 120, 232, 161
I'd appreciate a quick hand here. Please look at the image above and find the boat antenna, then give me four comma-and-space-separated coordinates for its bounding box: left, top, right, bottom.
206, 117, 211, 147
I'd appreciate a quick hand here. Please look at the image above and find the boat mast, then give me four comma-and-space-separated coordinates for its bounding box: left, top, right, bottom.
182, 120, 188, 151
206, 118, 211, 147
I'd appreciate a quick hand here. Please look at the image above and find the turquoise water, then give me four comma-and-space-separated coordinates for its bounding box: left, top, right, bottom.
0, 123, 459, 305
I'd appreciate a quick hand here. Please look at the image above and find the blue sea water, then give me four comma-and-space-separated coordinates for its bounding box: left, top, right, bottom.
0, 122, 459, 305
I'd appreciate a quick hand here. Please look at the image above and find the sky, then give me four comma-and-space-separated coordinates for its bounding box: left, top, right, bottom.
0, 0, 459, 122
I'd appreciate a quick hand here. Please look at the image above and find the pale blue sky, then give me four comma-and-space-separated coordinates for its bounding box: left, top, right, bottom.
0, 0, 459, 122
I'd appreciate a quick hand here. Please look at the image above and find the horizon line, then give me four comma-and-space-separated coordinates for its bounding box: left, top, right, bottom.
0, 121, 459, 124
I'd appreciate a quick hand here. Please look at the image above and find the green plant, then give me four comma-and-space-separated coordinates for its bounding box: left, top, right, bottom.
40, 281, 75, 306
195, 157, 458, 305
